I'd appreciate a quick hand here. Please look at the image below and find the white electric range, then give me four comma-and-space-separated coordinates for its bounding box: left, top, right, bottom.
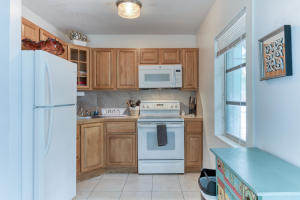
138, 100, 184, 174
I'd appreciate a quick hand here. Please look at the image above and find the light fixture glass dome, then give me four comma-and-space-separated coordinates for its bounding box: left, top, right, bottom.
116, 0, 142, 19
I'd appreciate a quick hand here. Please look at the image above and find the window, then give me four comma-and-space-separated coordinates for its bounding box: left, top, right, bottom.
225, 39, 246, 142
215, 10, 247, 143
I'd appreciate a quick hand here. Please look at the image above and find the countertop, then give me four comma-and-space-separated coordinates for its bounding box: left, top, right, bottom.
211, 147, 300, 197
77, 115, 203, 124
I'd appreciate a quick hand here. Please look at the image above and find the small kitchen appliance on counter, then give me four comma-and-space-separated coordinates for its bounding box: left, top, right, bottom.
138, 100, 184, 174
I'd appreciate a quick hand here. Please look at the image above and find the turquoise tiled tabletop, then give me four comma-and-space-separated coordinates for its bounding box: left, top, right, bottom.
211, 147, 300, 197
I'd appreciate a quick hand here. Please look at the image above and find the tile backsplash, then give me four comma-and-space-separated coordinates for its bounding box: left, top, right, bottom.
77, 89, 197, 115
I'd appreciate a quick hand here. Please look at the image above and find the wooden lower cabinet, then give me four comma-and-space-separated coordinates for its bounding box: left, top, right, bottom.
185, 119, 203, 172
105, 134, 137, 168
76, 125, 81, 176
77, 119, 202, 177
80, 123, 105, 173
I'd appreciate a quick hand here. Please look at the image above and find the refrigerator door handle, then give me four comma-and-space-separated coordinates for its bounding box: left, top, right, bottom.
44, 108, 54, 156
45, 61, 54, 105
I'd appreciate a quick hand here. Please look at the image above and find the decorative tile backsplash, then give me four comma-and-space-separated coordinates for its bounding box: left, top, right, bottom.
77, 89, 197, 115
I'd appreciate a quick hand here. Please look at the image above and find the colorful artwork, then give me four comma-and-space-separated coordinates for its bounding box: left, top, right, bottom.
259, 25, 292, 80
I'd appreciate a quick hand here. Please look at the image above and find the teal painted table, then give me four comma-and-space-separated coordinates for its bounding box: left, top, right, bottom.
211, 147, 300, 200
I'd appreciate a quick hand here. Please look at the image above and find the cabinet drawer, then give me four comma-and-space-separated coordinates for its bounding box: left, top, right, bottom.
217, 159, 257, 200
218, 178, 239, 200
106, 122, 136, 133
186, 121, 203, 133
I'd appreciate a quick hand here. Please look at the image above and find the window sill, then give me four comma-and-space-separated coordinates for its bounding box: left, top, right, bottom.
216, 135, 246, 148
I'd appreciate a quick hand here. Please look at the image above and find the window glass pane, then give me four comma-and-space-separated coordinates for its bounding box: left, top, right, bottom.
225, 105, 246, 141
226, 66, 246, 102
226, 67, 246, 102
226, 39, 246, 70
241, 67, 246, 102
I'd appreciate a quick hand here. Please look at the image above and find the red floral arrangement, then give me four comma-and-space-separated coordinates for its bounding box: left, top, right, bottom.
22, 38, 65, 56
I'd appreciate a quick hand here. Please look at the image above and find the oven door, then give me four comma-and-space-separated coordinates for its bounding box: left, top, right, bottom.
139, 68, 175, 88
138, 122, 184, 160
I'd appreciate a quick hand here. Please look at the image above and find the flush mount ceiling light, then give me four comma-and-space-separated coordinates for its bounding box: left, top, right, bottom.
116, 0, 142, 19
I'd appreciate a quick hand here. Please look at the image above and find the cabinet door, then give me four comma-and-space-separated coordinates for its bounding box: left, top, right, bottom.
106, 134, 137, 168
159, 48, 181, 64
76, 124, 81, 176
185, 134, 202, 167
68, 45, 91, 90
39, 28, 56, 41
21, 17, 39, 42
116, 49, 138, 89
57, 38, 68, 60
139, 48, 159, 64
185, 120, 203, 171
81, 123, 104, 173
182, 49, 198, 90
92, 49, 116, 89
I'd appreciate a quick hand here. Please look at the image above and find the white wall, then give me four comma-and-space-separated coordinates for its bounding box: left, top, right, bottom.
0, 0, 22, 199
22, 5, 67, 41
196, 0, 252, 168
253, 0, 300, 167
87, 34, 197, 48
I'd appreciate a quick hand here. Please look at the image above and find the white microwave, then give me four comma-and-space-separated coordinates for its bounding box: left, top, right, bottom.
138, 65, 182, 89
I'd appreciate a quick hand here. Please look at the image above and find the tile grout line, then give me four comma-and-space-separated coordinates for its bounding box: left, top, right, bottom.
151, 175, 154, 200
119, 173, 129, 200
86, 174, 104, 200
178, 175, 186, 200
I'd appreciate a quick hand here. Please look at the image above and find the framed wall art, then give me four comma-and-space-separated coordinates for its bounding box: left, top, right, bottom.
259, 25, 292, 80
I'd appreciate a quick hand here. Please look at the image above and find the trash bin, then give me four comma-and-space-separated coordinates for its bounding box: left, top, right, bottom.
198, 168, 217, 200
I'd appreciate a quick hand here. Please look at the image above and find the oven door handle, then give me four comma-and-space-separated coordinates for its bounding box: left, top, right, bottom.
138, 124, 184, 128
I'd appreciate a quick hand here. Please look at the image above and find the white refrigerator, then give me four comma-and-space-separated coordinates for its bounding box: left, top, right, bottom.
21, 51, 77, 200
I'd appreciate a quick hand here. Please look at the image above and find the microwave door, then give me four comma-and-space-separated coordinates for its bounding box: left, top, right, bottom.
139, 69, 174, 88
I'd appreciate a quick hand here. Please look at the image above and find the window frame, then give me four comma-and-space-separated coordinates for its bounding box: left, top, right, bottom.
223, 38, 247, 144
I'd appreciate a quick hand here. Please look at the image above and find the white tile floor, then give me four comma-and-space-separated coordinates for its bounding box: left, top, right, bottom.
76, 173, 202, 200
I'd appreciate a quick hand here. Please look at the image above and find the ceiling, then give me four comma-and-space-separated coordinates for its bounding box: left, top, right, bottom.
23, 0, 215, 34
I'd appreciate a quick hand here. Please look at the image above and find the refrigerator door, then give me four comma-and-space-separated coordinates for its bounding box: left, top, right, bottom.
34, 51, 77, 107
34, 105, 76, 200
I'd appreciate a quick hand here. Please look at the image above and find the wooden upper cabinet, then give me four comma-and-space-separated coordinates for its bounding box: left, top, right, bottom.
116, 49, 138, 89
159, 48, 181, 64
39, 28, 56, 41
68, 44, 91, 90
56, 38, 68, 60
92, 49, 116, 90
182, 49, 199, 90
139, 48, 159, 64
21, 17, 39, 42
80, 123, 104, 173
